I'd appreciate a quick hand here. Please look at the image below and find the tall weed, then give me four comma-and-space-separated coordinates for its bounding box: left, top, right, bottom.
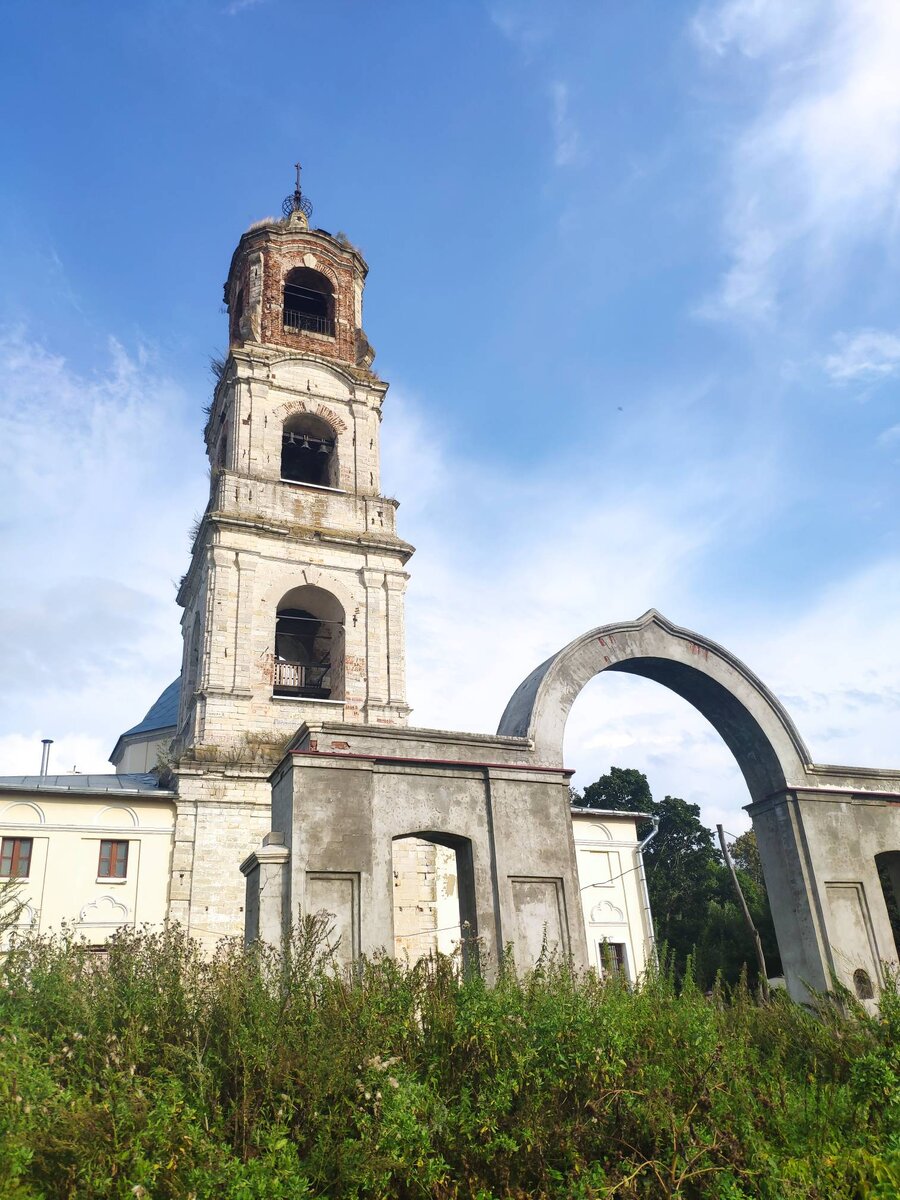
1, 926, 897, 1198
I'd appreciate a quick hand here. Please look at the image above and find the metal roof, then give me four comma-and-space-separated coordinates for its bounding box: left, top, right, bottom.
109, 677, 181, 764
119, 678, 181, 740
0, 773, 172, 795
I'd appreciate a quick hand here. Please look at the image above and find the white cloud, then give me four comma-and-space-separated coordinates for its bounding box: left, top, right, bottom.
381, 389, 795, 831
693, 0, 900, 321
488, 6, 582, 170
0, 732, 111, 779
692, 0, 822, 58
749, 557, 900, 770
380, 384, 900, 832
0, 326, 207, 775
825, 327, 900, 381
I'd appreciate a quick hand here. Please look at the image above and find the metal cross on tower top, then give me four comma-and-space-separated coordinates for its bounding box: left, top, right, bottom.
283, 162, 313, 220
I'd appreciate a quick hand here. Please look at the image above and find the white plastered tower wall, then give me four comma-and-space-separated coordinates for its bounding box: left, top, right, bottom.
169, 199, 414, 945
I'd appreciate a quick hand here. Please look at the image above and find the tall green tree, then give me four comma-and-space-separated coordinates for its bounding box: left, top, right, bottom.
730, 828, 764, 886
644, 794, 722, 963
579, 766, 653, 816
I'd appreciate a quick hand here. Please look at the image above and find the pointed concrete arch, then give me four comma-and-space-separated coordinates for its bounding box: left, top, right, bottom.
497, 610, 811, 804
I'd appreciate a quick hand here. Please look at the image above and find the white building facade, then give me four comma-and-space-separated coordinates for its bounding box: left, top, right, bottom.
0, 775, 175, 948
571, 808, 655, 982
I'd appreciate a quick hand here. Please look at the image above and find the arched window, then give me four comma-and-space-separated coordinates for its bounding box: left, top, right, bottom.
273, 585, 344, 700
283, 267, 335, 337
853, 968, 874, 1000
281, 413, 338, 488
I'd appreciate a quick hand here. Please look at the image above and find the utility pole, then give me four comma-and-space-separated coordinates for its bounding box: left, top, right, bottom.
717, 824, 769, 999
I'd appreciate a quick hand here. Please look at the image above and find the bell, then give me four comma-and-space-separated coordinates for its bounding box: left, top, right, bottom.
287, 432, 295, 445
318, 440, 330, 454
301, 436, 310, 449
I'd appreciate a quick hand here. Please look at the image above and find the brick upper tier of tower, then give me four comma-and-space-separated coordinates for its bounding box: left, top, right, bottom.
223, 207, 375, 373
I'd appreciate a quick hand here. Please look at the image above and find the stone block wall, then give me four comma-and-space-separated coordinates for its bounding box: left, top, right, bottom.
170, 764, 273, 946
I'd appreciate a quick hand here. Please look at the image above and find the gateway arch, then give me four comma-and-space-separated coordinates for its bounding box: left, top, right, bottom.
499, 610, 900, 1005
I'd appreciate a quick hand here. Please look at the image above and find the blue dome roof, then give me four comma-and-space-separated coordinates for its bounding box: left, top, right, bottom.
109, 677, 181, 764
120, 678, 181, 739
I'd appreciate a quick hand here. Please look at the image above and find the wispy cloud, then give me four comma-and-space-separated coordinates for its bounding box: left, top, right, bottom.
825, 327, 900, 381
693, 0, 900, 321
488, 4, 582, 170
488, 1, 552, 61
692, 0, 822, 58
750, 556, 900, 771
548, 81, 583, 168
226, 0, 267, 14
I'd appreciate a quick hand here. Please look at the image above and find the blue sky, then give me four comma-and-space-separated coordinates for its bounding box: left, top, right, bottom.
1, 0, 899, 832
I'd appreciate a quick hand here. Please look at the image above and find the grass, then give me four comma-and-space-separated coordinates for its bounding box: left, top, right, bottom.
1, 920, 898, 1198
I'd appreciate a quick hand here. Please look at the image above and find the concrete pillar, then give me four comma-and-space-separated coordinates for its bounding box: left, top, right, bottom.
749, 791, 833, 1001
241, 833, 290, 946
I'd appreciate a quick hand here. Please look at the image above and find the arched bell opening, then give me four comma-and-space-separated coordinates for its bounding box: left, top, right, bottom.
391, 831, 478, 971
281, 412, 338, 489
273, 585, 345, 700
282, 267, 335, 337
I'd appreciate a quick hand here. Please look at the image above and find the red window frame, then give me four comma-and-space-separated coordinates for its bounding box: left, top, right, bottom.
98, 839, 129, 879
0, 837, 33, 878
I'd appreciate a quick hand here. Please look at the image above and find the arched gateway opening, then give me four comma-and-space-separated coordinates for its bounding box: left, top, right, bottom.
498, 610, 900, 1005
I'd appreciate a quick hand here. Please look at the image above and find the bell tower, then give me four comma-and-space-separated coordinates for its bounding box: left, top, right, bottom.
169, 171, 414, 941
175, 169, 413, 757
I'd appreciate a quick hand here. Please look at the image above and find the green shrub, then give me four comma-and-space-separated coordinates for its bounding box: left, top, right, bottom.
1, 925, 897, 1198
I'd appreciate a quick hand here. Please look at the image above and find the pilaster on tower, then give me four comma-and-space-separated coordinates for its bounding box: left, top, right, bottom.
173, 172, 414, 760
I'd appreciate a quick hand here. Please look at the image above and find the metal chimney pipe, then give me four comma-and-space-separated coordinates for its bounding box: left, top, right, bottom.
39, 738, 53, 777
